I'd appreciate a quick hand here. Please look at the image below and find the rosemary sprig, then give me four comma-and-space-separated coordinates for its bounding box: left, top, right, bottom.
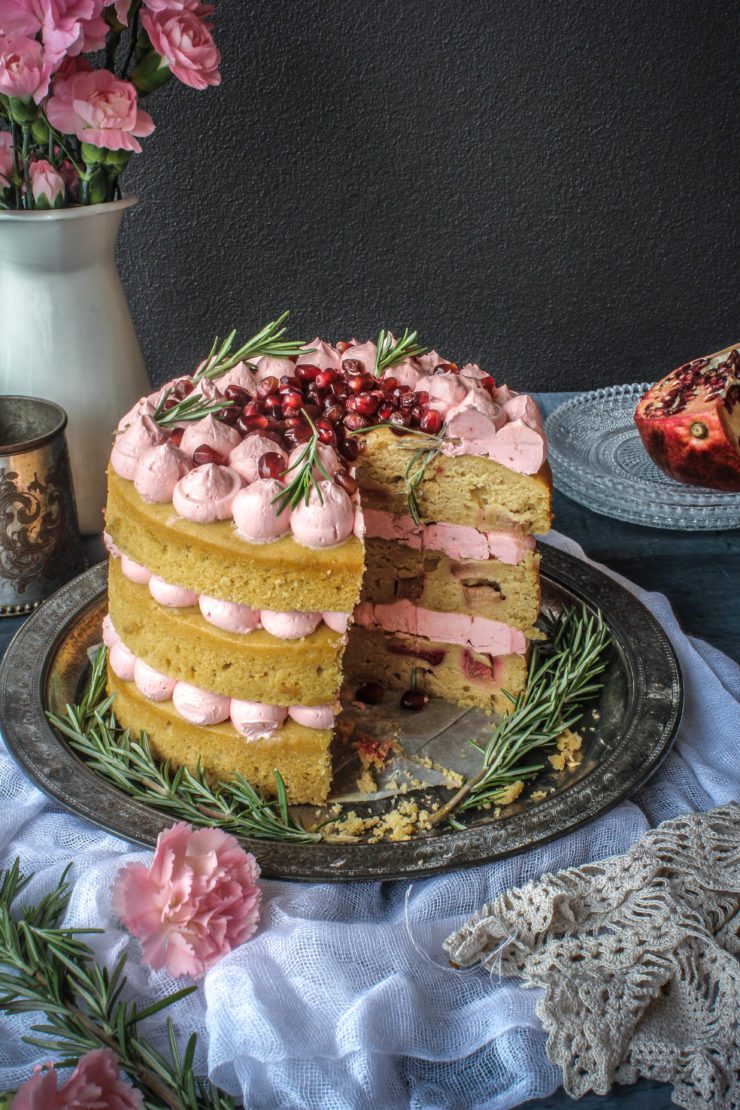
270, 410, 331, 515
193, 311, 310, 383
47, 647, 319, 845
152, 387, 233, 427
0, 861, 235, 1109
374, 327, 428, 377
429, 606, 612, 827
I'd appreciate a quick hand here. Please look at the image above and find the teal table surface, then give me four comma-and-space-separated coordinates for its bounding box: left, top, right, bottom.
1, 391, 737, 1108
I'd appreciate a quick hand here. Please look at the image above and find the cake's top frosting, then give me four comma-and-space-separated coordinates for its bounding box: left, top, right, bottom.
109, 333, 547, 548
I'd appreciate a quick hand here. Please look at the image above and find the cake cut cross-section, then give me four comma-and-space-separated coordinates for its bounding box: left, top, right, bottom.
103, 331, 552, 805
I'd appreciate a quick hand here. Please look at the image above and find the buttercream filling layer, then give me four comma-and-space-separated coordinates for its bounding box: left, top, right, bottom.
353, 599, 528, 656
104, 616, 336, 735
362, 510, 535, 565
104, 537, 351, 637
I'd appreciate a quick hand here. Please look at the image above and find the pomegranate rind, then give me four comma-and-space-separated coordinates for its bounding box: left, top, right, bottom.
634, 346, 740, 492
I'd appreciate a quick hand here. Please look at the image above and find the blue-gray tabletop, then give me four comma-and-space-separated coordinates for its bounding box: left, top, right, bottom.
1, 391, 737, 1107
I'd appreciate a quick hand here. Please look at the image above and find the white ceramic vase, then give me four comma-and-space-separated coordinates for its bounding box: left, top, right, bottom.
0, 197, 150, 533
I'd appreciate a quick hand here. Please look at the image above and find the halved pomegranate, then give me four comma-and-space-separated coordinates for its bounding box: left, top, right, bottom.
634, 344, 740, 491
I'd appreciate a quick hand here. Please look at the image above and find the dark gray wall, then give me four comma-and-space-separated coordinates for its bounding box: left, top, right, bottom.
118, 0, 739, 392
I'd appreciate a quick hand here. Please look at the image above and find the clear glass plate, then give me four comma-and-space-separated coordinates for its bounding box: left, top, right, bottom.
545, 384, 740, 530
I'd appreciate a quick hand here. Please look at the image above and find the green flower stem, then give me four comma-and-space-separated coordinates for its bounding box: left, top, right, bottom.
21, 126, 32, 208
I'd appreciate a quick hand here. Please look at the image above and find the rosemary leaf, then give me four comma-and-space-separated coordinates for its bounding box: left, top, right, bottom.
193, 311, 310, 383
373, 327, 428, 377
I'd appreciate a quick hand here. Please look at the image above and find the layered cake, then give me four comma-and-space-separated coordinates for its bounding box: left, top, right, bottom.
103, 330, 552, 804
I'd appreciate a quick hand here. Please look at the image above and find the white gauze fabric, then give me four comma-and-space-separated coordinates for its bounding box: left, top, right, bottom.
0, 530, 738, 1110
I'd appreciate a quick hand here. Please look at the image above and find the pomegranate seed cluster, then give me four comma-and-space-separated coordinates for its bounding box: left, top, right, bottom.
642, 348, 740, 418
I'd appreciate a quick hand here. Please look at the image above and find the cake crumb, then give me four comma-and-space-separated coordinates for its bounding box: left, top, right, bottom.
530, 789, 548, 801
493, 780, 525, 805
355, 768, 377, 794
548, 728, 583, 771
355, 736, 397, 771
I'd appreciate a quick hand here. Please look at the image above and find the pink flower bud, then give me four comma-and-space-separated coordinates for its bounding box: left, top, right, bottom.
29, 159, 65, 209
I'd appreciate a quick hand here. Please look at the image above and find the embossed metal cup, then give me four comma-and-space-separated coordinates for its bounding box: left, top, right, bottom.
0, 397, 86, 616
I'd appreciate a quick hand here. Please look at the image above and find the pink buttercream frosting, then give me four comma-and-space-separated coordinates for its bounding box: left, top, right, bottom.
414, 372, 468, 414
173, 464, 242, 523
446, 387, 504, 425
417, 350, 453, 374
117, 397, 156, 433
133, 659, 176, 701
342, 340, 377, 373
102, 613, 119, 649
290, 480, 355, 549
354, 599, 527, 656
254, 355, 296, 382
486, 419, 547, 473
459, 363, 487, 383
110, 640, 136, 681
229, 435, 288, 484
110, 415, 167, 480
230, 700, 287, 740
297, 339, 340, 371
260, 610, 322, 639
288, 705, 335, 729
232, 478, 291, 543
199, 595, 261, 634
149, 575, 199, 608
321, 611, 351, 633
215, 361, 258, 394
383, 358, 420, 387
180, 415, 241, 459
172, 682, 231, 726
286, 442, 341, 480
362, 509, 535, 564
502, 393, 545, 434
120, 555, 152, 585
190, 378, 225, 402
134, 443, 192, 503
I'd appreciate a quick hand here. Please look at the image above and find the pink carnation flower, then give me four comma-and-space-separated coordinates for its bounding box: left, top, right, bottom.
115, 0, 213, 20
0, 0, 100, 68
29, 157, 65, 206
141, 7, 220, 90
0, 130, 13, 188
0, 35, 51, 102
112, 822, 262, 978
46, 68, 154, 152
10, 1048, 144, 1109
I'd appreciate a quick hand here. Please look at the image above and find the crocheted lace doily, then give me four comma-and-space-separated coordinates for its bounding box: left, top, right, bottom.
445, 803, 740, 1109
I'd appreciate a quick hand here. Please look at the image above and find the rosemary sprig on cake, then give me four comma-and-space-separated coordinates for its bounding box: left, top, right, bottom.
271, 410, 332, 515
0, 861, 236, 1109
429, 607, 612, 827
374, 327, 428, 377
152, 386, 233, 426
193, 310, 310, 383
47, 647, 319, 845
348, 422, 446, 524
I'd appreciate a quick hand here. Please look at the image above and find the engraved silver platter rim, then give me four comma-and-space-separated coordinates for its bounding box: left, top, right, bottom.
0, 545, 683, 881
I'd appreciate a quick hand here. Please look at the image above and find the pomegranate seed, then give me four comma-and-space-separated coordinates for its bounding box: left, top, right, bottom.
336, 340, 350, 353
388, 411, 409, 427
219, 404, 240, 426
263, 394, 283, 414
342, 438, 360, 461
334, 467, 357, 494
355, 680, 384, 704
393, 385, 412, 398
332, 386, 350, 403
242, 400, 263, 418
284, 425, 312, 446
433, 364, 450, 375
399, 392, 416, 410
315, 369, 338, 389
243, 414, 270, 431
317, 423, 337, 446
378, 402, 396, 421
353, 393, 380, 416
303, 403, 321, 420
193, 444, 226, 466
400, 688, 428, 711
347, 374, 372, 394
305, 389, 324, 408
163, 397, 177, 411
479, 374, 496, 393
296, 364, 320, 381
415, 390, 430, 405
224, 384, 251, 403
282, 391, 304, 412
284, 414, 307, 429
343, 358, 364, 373
420, 409, 443, 434
343, 412, 371, 431
411, 404, 423, 421
169, 428, 184, 446
174, 378, 194, 399
279, 375, 301, 388
323, 403, 344, 424
257, 376, 279, 397
258, 451, 285, 479
382, 377, 398, 392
